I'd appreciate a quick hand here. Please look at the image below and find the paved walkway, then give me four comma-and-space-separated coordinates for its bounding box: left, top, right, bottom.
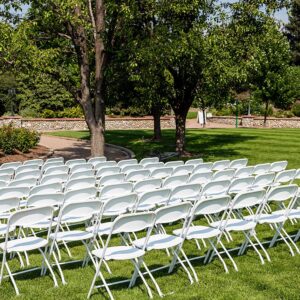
39, 135, 130, 161
186, 119, 234, 129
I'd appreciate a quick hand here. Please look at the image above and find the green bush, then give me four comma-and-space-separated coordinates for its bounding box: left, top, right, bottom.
291, 101, 300, 117
41, 106, 84, 118
0, 124, 40, 154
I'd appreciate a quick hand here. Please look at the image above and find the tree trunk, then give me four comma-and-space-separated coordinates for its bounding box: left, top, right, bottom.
152, 105, 162, 141
90, 123, 105, 156
175, 111, 187, 155
264, 100, 269, 127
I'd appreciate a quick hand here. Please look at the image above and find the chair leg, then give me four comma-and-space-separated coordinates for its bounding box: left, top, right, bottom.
208, 240, 229, 273
5, 261, 19, 295
294, 229, 300, 242
219, 240, 238, 271
52, 250, 67, 285
142, 261, 164, 297
281, 227, 300, 254
243, 231, 265, 265
39, 249, 58, 287
252, 233, 271, 262
179, 248, 199, 283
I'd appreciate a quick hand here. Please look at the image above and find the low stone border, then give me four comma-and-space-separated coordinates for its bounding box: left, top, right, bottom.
106, 143, 135, 159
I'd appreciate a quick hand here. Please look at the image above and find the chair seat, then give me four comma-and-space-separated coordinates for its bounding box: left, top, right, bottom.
135, 203, 161, 211
24, 219, 57, 229
0, 212, 11, 219
54, 215, 91, 224
174, 225, 220, 239
50, 230, 93, 242
211, 219, 256, 231
86, 222, 113, 236
92, 246, 145, 261
133, 234, 183, 250
0, 223, 14, 235
0, 237, 48, 253
254, 213, 287, 224
287, 209, 300, 219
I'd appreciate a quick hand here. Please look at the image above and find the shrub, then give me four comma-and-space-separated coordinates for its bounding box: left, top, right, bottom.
291, 101, 300, 117
0, 124, 40, 154
40, 106, 84, 118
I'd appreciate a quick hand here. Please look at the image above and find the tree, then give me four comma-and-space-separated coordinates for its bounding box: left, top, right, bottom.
285, 0, 300, 65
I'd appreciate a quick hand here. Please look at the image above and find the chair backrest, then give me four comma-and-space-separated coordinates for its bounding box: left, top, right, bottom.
163, 175, 189, 189
65, 177, 96, 191
274, 169, 296, 184
266, 184, 298, 203
96, 166, 120, 178
23, 159, 44, 166
98, 173, 125, 186
65, 158, 86, 168
15, 170, 41, 181
69, 170, 95, 180
0, 174, 11, 183
94, 161, 117, 170
40, 173, 69, 185
294, 169, 300, 180
42, 161, 65, 172
212, 160, 230, 171
133, 178, 162, 194
270, 160, 288, 173
117, 159, 138, 168
0, 186, 30, 199
136, 188, 171, 210
64, 187, 97, 204
234, 166, 254, 178
201, 180, 231, 198
193, 162, 213, 173
151, 167, 173, 179
101, 193, 138, 217
165, 161, 184, 168
228, 177, 255, 194
8, 178, 37, 188
0, 180, 7, 188
46, 157, 64, 164
44, 165, 69, 176
213, 169, 235, 181
88, 156, 107, 167
27, 193, 64, 208
0, 168, 14, 176
170, 184, 201, 203
99, 183, 133, 201
253, 173, 275, 188
155, 202, 192, 225
15, 165, 39, 175
70, 163, 93, 174
125, 169, 150, 182
30, 182, 62, 196
144, 162, 164, 170
192, 195, 231, 216
172, 165, 194, 176
231, 189, 266, 210
140, 157, 159, 166
229, 158, 248, 169
253, 163, 271, 175
121, 164, 144, 174
0, 162, 22, 170
188, 171, 213, 185
0, 197, 19, 214
185, 158, 203, 166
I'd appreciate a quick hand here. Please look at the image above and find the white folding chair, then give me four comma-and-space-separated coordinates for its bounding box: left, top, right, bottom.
87, 212, 156, 300
144, 162, 164, 170
213, 169, 235, 181
234, 166, 254, 178
88, 156, 107, 167
251, 173, 275, 189
271, 169, 296, 186
94, 161, 117, 170
27, 193, 64, 209
133, 202, 195, 292
65, 177, 96, 191
42, 161, 65, 173
228, 177, 255, 194
44, 165, 69, 176
23, 159, 44, 167
270, 161, 288, 173
98, 174, 125, 187
185, 158, 203, 166
15, 165, 39, 175
165, 161, 184, 168
99, 183, 133, 201
0, 187, 30, 201
172, 165, 194, 176
0, 162, 22, 170
40, 173, 69, 185
133, 178, 162, 194
291, 169, 300, 183
69, 170, 95, 180
0, 197, 20, 224
200, 180, 231, 199
188, 171, 213, 186
125, 170, 150, 182
229, 158, 248, 169
64, 187, 97, 204
0, 180, 7, 188
212, 160, 230, 171
140, 157, 159, 166
121, 164, 144, 174
163, 175, 189, 189
70, 163, 93, 174
0, 168, 15, 177
117, 159, 138, 168
151, 167, 173, 179
8, 178, 37, 189
65, 158, 86, 168
169, 184, 201, 204
46, 157, 64, 164
0, 174, 12, 183
135, 188, 171, 211
96, 166, 120, 178
193, 162, 213, 174
0, 206, 58, 295
253, 163, 271, 175
15, 170, 41, 181
30, 183, 63, 196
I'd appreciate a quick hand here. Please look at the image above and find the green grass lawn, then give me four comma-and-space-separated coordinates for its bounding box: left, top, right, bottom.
2, 128, 300, 300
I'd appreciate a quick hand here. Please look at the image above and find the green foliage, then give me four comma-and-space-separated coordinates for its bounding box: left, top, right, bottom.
291, 101, 300, 116
40, 106, 84, 118
0, 124, 40, 154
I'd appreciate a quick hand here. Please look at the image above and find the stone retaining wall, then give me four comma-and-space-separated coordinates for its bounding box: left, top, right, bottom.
0, 116, 175, 131
208, 116, 300, 128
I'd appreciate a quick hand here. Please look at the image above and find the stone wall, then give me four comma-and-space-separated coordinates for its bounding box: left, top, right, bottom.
0, 116, 175, 131
208, 116, 300, 128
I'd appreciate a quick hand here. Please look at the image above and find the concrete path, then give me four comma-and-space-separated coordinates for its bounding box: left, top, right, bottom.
39, 135, 130, 161
186, 119, 234, 129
